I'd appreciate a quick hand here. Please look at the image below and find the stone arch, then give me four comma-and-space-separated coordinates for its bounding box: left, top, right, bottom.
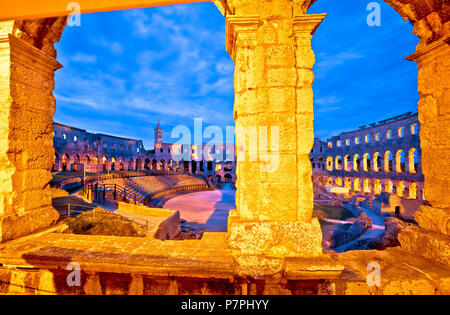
335, 156, 342, 170
344, 178, 351, 190
386, 129, 392, 140
335, 177, 343, 187
102, 156, 108, 172
119, 158, 125, 171
397, 181, 406, 197
396, 150, 406, 173
374, 179, 382, 195
409, 148, 419, 174
384, 151, 393, 173
62, 154, 69, 172
373, 152, 381, 173
363, 153, 371, 172
326, 156, 333, 171
129, 159, 134, 170
353, 178, 361, 192
344, 155, 351, 172
326, 177, 333, 186
409, 182, 418, 199
135, 159, 141, 171
0, 0, 447, 263
363, 179, 371, 194
111, 157, 117, 171
353, 154, 361, 172
73, 154, 80, 172
385, 180, 393, 194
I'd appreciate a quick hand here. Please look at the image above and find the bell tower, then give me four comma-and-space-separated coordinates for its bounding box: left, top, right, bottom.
155, 121, 163, 145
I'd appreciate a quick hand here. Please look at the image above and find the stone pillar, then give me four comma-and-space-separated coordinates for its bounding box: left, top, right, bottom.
399, 35, 450, 267
196, 161, 200, 174
188, 161, 192, 174
0, 25, 60, 242
408, 36, 450, 208
226, 12, 326, 275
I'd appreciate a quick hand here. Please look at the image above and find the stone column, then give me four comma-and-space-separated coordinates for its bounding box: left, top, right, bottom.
0, 26, 60, 242
188, 161, 192, 174
408, 36, 450, 208
226, 13, 326, 275
399, 35, 450, 268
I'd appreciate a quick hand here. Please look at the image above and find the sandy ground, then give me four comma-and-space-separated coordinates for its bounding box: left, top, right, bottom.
163, 184, 236, 232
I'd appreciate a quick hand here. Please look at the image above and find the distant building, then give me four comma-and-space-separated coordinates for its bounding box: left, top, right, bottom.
310, 112, 423, 200
52, 122, 236, 184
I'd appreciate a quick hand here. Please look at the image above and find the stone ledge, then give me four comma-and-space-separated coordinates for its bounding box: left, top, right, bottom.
0, 229, 449, 294
414, 205, 450, 236
331, 247, 450, 295
398, 226, 450, 268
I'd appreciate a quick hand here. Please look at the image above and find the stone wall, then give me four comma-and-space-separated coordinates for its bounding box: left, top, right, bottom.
310, 113, 424, 200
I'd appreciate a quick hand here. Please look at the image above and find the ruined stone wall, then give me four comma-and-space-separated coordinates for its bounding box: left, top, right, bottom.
310, 112, 424, 199
53, 122, 146, 172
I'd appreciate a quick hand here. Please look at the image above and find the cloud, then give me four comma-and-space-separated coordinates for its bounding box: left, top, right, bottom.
70, 53, 97, 63
315, 51, 364, 70
54, 93, 99, 108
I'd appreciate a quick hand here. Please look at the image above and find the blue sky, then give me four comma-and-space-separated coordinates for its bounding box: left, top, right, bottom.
54, 0, 419, 149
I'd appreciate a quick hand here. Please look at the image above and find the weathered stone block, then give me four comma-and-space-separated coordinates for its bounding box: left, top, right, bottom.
399, 226, 450, 268
228, 216, 323, 257
415, 205, 450, 236
0, 205, 58, 242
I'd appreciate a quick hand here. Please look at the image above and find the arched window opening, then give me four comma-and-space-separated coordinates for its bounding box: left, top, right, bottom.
409, 183, 418, 199
396, 150, 406, 173
73, 155, 80, 172
111, 157, 116, 171
373, 152, 381, 173
344, 178, 351, 190
409, 148, 419, 174
384, 151, 393, 173
363, 179, 371, 194
326, 177, 333, 186
327, 156, 333, 171
354, 178, 361, 192
374, 179, 382, 195
363, 153, 371, 172
335, 177, 343, 186
102, 156, 108, 172
397, 181, 405, 197
386, 130, 392, 140
344, 155, 351, 171
335, 156, 343, 170
385, 180, 393, 194
353, 154, 361, 172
